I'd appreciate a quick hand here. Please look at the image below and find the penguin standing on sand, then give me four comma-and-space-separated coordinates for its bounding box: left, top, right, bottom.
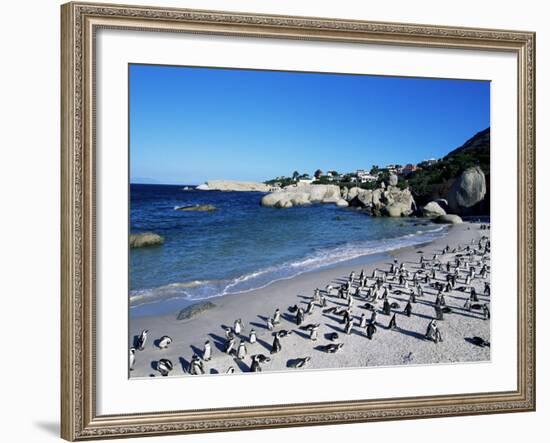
484, 282, 491, 296
249, 329, 257, 344
237, 340, 247, 360
320, 294, 327, 307
129, 347, 136, 371
404, 301, 412, 317
435, 305, 444, 321
366, 322, 377, 340
225, 337, 236, 355
250, 355, 262, 372
273, 308, 281, 324
383, 299, 391, 315
271, 335, 282, 354
345, 318, 354, 335
388, 314, 398, 330
470, 287, 479, 302
266, 317, 274, 331
359, 313, 367, 328
234, 319, 243, 335
190, 354, 205, 375
309, 325, 319, 341
370, 310, 378, 325
306, 300, 315, 315
203, 340, 212, 361
296, 308, 305, 326
136, 329, 148, 351
226, 366, 235, 374
482, 304, 491, 320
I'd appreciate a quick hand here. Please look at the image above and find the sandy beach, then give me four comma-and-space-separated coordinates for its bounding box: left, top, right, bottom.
129, 221, 490, 378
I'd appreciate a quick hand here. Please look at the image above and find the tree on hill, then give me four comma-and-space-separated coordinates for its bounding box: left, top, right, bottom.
314, 169, 323, 179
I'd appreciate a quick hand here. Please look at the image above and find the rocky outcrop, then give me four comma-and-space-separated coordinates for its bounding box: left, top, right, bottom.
129, 232, 164, 248
196, 180, 277, 192
389, 173, 398, 187
261, 184, 342, 208
433, 214, 463, 224
175, 204, 217, 212
422, 201, 446, 217
347, 186, 416, 217
447, 166, 487, 215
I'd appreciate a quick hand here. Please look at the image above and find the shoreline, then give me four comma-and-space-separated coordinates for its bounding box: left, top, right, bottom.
129, 222, 490, 378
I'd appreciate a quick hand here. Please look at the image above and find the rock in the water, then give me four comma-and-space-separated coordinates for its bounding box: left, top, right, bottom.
434, 214, 463, 224
447, 166, 486, 215
129, 232, 164, 248
175, 204, 217, 212
196, 180, 276, 192
177, 301, 216, 320
261, 184, 342, 208
422, 201, 446, 217
336, 199, 349, 207
389, 173, 398, 187
383, 204, 404, 217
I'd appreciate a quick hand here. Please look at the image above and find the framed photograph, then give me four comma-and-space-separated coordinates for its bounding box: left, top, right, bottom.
61, 1, 536, 440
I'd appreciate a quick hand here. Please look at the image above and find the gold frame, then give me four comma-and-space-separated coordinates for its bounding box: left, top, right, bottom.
61, 1, 536, 440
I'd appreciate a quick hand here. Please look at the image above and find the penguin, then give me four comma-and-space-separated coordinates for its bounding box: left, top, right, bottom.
296, 308, 305, 326
224, 327, 234, 340
266, 317, 274, 331
306, 300, 315, 315
366, 322, 377, 340
225, 337, 236, 355
276, 329, 293, 338
363, 303, 376, 311
271, 335, 282, 354
190, 354, 205, 375
388, 314, 397, 330
129, 347, 136, 371
327, 332, 339, 341
202, 340, 212, 361
359, 313, 367, 328
484, 282, 491, 296
320, 294, 327, 307
157, 358, 173, 376
425, 320, 437, 341
322, 343, 344, 353
345, 318, 354, 335
234, 319, 243, 335
309, 327, 319, 341
237, 340, 247, 360
136, 329, 148, 351
226, 366, 235, 374
289, 357, 311, 369
404, 301, 412, 317
390, 302, 400, 309
435, 305, 444, 321
471, 336, 490, 348
383, 299, 391, 315
158, 335, 172, 349
249, 329, 257, 344
482, 304, 491, 320
370, 310, 378, 325
323, 306, 338, 314
250, 355, 262, 372
273, 308, 281, 324
288, 304, 299, 313
325, 285, 334, 295
255, 354, 271, 363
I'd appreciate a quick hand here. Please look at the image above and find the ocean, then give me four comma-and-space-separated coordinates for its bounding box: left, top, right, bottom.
130, 184, 448, 317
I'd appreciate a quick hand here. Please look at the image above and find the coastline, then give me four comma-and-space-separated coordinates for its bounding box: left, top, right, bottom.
129, 222, 490, 377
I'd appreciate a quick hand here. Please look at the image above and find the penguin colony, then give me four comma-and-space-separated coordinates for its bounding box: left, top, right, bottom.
130, 224, 491, 377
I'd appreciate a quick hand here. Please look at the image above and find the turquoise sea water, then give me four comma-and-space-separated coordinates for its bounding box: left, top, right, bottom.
130, 184, 447, 316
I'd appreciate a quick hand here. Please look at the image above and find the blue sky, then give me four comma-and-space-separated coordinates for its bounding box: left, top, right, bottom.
129, 64, 490, 185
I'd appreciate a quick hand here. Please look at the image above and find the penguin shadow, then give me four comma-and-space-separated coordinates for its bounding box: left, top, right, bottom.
281, 312, 296, 324
254, 337, 272, 352
190, 344, 203, 358
324, 323, 346, 334
179, 356, 190, 373
210, 368, 219, 374
411, 311, 435, 321
296, 295, 312, 300
153, 338, 164, 349
150, 360, 159, 372
291, 329, 310, 340
249, 321, 269, 330
132, 335, 141, 349
449, 309, 484, 320
208, 333, 227, 352
233, 357, 249, 373
396, 328, 427, 341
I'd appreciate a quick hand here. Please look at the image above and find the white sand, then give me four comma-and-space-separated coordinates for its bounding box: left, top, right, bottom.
129, 222, 490, 378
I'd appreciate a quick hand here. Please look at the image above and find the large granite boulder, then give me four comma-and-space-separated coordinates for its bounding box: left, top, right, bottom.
261, 184, 342, 208
434, 214, 463, 224
197, 180, 276, 192
129, 232, 164, 248
447, 167, 486, 215
389, 173, 398, 187
422, 201, 446, 217
346, 185, 415, 217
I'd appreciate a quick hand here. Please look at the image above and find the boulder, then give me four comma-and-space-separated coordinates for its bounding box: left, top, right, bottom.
260, 184, 342, 208
336, 199, 349, 207
389, 173, 398, 187
447, 166, 486, 215
434, 198, 449, 212
177, 301, 216, 320
347, 187, 360, 201
383, 204, 405, 217
422, 201, 446, 217
197, 180, 275, 192
175, 204, 217, 212
434, 214, 463, 224
129, 232, 164, 248
195, 183, 210, 191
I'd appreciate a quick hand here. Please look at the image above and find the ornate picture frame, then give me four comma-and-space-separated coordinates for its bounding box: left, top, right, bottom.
61, 1, 535, 440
